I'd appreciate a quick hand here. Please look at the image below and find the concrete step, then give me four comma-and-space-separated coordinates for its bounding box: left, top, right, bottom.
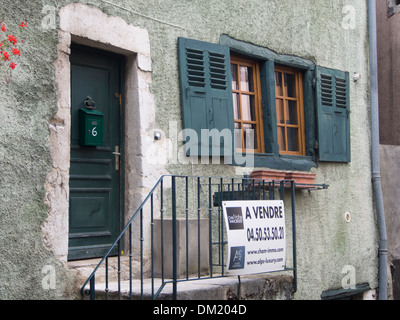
90, 275, 294, 300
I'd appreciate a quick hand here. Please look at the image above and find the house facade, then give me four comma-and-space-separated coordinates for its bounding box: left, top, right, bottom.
0, 0, 384, 300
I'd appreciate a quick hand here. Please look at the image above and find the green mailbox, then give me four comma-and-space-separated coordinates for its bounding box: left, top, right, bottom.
79, 108, 104, 146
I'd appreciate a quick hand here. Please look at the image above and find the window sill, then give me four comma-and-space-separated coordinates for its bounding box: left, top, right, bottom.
233, 153, 316, 171
250, 170, 316, 188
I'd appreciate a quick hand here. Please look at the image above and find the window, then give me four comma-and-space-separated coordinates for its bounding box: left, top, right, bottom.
231, 56, 264, 153
230, 58, 306, 156
178, 36, 351, 169
274, 67, 305, 156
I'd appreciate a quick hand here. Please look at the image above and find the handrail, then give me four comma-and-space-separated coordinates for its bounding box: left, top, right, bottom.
80, 175, 166, 297
80, 174, 328, 300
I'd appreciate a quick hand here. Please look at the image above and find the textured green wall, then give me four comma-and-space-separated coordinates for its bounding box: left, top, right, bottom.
0, 0, 377, 299
0, 0, 76, 299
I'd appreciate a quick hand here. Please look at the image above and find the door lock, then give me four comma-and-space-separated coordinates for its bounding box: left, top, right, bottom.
113, 146, 121, 171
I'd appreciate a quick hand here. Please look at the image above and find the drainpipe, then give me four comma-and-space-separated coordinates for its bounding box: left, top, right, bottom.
368, 0, 388, 300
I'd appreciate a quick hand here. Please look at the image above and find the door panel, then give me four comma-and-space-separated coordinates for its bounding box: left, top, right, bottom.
68, 45, 124, 260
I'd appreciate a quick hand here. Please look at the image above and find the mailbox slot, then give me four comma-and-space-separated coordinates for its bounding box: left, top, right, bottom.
79, 108, 104, 146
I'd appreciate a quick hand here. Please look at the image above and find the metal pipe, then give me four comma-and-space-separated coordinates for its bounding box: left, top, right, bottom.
197, 177, 201, 278
151, 194, 154, 298
129, 224, 132, 300
291, 181, 298, 293
208, 177, 213, 277
186, 177, 189, 280
368, 0, 388, 300
172, 176, 178, 300
140, 208, 144, 300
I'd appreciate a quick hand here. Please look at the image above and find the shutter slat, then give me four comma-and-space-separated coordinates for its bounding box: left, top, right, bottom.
321, 74, 334, 106
186, 48, 206, 88
336, 78, 347, 108
209, 51, 228, 90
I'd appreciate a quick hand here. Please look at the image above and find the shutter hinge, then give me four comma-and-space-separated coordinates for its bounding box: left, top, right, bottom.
209, 108, 214, 124
313, 140, 319, 150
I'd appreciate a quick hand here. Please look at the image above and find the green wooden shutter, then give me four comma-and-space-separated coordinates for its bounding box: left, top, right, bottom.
316, 66, 350, 162
178, 37, 234, 157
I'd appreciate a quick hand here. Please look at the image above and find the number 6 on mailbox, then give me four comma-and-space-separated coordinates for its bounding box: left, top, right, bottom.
79, 108, 104, 146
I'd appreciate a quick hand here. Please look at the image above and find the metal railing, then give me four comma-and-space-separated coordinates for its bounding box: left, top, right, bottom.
80, 174, 328, 300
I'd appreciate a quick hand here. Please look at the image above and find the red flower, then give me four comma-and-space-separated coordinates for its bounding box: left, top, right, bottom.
20, 22, 27, 28
8, 35, 17, 45
10, 62, 16, 70
3, 51, 10, 61
1, 25, 6, 32
12, 48, 20, 56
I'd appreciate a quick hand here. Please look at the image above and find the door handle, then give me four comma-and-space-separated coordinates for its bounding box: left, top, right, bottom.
113, 146, 121, 171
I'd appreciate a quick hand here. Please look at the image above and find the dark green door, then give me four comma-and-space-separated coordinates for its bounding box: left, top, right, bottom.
68, 45, 124, 260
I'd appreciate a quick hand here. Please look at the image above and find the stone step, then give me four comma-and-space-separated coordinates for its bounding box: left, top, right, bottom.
89, 275, 294, 300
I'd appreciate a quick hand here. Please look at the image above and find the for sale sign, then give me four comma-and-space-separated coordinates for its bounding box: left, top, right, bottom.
223, 200, 286, 276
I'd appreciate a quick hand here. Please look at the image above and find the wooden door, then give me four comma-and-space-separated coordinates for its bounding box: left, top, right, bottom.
68, 45, 124, 260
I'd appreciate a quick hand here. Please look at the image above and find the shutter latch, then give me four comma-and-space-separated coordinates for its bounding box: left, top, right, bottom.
209, 108, 214, 124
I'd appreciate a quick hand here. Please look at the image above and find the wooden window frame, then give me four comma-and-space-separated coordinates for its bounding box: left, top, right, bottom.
231, 55, 265, 154
274, 66, 306, 156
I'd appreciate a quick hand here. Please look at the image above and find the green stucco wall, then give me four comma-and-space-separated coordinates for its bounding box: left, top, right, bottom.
0, 0, 378, 300
0, 0, 77, 299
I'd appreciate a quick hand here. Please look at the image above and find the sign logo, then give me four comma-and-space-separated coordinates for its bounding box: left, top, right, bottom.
229, 246, 246, 270
226, 207, 244, 230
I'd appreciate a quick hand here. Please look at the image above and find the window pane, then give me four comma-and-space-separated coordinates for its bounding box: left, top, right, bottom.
231, 56, 263, 153
287, 127, 299, 152
277, 126, 286, 151
286, 100, 298, 125
243, 123, 258, 150
231, 64, 238, 90
234, 122, 242, 149
275, 72, 283, 96
285, 73, 296, 98
241, 95, 255, 121
274, 67, 304, 156
276, 99, 285, 124
240, 66, 254, 92
232, 93, 240, 120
